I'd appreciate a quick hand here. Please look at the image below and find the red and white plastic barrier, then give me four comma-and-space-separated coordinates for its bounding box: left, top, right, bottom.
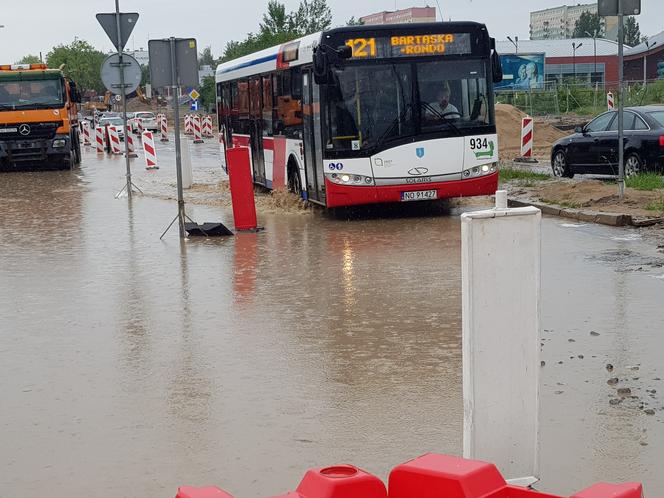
520, 116, 534, 158
160, 115, 169, 142
203, 115, 213, 137
81, 121, 91, 146
607, 91, 615, 110
95, 126, 105, 154
184, 114, 193, 135
108, 126, 122, 154
142, 131, 159, 170
175, 453, 643, 498
193, 115, 204, 144
125, 124, 137, 157
136, 118, 144, 135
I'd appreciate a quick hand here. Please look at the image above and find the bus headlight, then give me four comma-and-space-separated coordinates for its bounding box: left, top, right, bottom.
327, 172, 374, 186
464, 162, 498, 178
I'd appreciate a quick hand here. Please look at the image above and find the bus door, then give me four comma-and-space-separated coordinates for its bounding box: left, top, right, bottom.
249, 77, 266, 185
302, 70, 326, 203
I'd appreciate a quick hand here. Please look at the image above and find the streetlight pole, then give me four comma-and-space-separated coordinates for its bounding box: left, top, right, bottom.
618, 0, 625, 199
644, 39, 657, 86
507, 35, 519, 54
585, 30, 598, 83
572, 42, 583, 79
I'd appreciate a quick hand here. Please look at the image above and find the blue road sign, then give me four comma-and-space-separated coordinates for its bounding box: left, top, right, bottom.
191, 100, 199, 111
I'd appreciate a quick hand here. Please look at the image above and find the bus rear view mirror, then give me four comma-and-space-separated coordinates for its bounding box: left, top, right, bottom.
337, 45, 352, 60
313, 46, 329, 85
491, 49, 503, 83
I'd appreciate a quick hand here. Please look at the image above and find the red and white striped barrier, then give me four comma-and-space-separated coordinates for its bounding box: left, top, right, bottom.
95, 126, 105, 154
520, 116, 534, 158
108, 126, 122, 154
203, 115, 213, 137
81, 121, 91, 146
160, 115, 169, 142
193, 115, 204, 144
136, 118, 144, 135
607, 91, 615, 110
184, 114, 193, 135
125, 124, 137, 157
142, 131, 159, 170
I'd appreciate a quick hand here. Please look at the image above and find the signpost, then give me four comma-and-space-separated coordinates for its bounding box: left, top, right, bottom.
598, 0, 641, 200
96, 3, 140, 199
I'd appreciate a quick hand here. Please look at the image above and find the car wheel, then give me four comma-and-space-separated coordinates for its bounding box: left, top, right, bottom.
552, 149, 573, 178
624, 153, 642, 178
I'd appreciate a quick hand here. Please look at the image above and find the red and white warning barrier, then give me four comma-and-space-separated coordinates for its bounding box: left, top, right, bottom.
136, 118, 144, 135
160, 115, 169, 142
184, 114, 193, 135
81, 121, 91, 146
607, 91, 615, 110
125, 124, 137, 157
142, 131, 159, 170
203, 115, 213, 137
109, 126, 122, 154
193, 115, 204, 144
95, 126, 105, 154
520, 116, 534, 158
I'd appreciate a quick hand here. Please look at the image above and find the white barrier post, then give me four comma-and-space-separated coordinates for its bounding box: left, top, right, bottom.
125, 124, 137, 158
81, 121, 91, 146
95, 126, 105, 154
109, 126, 122, 154
193, 115, 204, 144
607, 91, 615, 110
184, 114, 193, 135
461, 191, 541, 480
520, 116, 534, 158
142, 131, 159, 170
181, 136, 193, 189
160, 115, 169, 142
203, 115, 213, 137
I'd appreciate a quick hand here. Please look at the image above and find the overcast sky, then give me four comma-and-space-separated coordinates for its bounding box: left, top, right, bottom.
1, 0, 663, 63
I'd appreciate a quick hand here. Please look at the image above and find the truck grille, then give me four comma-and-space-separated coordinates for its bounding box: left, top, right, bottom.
0, 121, 62, 140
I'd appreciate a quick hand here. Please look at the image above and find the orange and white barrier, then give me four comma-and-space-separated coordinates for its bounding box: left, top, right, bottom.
520, 116, 534, 158
607, 91, 615, 110
203, 115, 213, 137
125, 124, 137, 157
193, 115, 204, 144
160, 115, 169, 142
109, 126, 122, 154
142, 131, 159, 170
184, 114, 193, 135
95, 126, 105, 154
81, 121, 91, 146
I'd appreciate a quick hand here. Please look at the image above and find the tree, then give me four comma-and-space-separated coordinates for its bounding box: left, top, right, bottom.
573, 11, 603, 38
199, 46, 216, 69
289, 0, 332, 36
624, 16, 641, 47
346, 16, 364, 26
46, 39, 106, 93
260, 0, 290, 36
199, 75, 216, 111
16, 54, 41, 64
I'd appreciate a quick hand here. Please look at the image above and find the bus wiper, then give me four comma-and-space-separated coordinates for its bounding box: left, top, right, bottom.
0, 104, 16, 110
13, 102, 62, 109
421, 102, 462, 136
372, 103, 413, 148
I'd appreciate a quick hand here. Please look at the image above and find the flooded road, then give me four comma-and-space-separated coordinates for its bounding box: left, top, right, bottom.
1, 141, 663, 498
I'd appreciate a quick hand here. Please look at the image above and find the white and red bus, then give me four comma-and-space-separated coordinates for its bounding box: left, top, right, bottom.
216, 22, 503, 207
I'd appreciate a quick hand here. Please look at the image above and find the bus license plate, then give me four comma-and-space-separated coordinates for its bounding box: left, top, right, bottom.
401, 190, 437, 202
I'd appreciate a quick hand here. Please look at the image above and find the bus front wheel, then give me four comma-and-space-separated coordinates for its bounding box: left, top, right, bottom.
288, 163, 302, 197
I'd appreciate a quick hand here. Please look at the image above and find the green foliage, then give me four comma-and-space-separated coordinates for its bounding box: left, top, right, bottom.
346, 16, 363, 26
199, 75, 216, 110
16, 54, 42, 64
573, 11, 603, 38
500, 167, 551, 182
625, 173, 664, 191
199, 46, 216, 69
220, 0, 332, 63
46, 39, 106, 93
624, 16, 641, 47
646, 199, 664, 212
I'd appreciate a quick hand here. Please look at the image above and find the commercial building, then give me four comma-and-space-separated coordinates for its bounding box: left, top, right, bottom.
624, 31, 664, 82
360, 7, 436, 25
530, 3, 598, 40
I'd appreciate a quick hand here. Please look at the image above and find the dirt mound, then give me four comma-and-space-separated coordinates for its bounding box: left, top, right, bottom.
496, 104, 567, 160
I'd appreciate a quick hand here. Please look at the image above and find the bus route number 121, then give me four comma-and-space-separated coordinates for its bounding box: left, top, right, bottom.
345, 38, 377, 58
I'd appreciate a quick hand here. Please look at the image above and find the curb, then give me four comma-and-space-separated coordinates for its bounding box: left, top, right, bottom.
507, 198, 664, 227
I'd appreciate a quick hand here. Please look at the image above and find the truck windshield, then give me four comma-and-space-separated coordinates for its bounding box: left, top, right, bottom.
323, 59, 493, 155
0, 78, 65, 109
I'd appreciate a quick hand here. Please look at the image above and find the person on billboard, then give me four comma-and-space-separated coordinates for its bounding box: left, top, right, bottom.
515, 64, 529, 89
525, 62, 543, 89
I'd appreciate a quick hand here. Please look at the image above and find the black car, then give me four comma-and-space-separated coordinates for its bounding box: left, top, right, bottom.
551, 106, 664, 178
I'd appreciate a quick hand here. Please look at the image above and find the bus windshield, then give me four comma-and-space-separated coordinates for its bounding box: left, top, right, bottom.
0, 78, 65, 110
323, 59, 493, 155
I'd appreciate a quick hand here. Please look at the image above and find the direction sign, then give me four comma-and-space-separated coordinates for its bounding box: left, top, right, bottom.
96, 12, 139, 52
191, 100, 199, 111
189, 89, 200, 101
101, 53, 142, 95
148, 38, 199, 89
598, 0, 641, 16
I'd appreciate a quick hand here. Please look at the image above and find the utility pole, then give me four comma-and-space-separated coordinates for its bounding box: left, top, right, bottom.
644, 39, 657, 86
618, 0, 625, 199
115, 0, 133, 200
585, 30, 598, 83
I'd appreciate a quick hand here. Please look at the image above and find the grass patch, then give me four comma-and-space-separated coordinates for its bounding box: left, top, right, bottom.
625, 173, 664, 191
500, 167, 550, 182
646, 199, 664, 212
540, 198, 583, 209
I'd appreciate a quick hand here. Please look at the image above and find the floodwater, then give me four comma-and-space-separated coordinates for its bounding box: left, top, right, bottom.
1, 138, 663, 498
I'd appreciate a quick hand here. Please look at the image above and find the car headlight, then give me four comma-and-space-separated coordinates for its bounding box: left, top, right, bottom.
52, 139, 67, 148
326, 172, 374, 186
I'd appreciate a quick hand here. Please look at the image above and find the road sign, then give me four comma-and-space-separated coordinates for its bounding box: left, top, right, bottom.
598, 0, 641, 16
101, 53, 142, 95
191, 100, 199, 111
148, 38, 199, 89
115, 94, 122, 102
96, 12, 139, 52
188, 89, 200, 101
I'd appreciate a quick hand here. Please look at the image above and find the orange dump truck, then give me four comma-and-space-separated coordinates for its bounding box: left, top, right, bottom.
0, 64, 82, 170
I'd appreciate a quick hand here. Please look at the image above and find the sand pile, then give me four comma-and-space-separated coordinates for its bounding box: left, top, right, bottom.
496, 104, 567, 160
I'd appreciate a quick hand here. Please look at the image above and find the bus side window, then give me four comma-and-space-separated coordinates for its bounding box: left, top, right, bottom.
237, 80, 250, 135
275, 69, 303, 137
262, 76, 273, 137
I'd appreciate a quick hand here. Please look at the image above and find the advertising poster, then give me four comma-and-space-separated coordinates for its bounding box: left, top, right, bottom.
495, 53, 546, 91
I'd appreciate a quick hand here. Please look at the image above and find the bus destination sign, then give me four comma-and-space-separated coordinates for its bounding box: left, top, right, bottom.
345, 33, 471, 59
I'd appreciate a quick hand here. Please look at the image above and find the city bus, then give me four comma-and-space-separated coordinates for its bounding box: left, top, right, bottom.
215, 22, 503, 207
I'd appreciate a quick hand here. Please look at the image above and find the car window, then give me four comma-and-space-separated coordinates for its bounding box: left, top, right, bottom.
586, 112, 615, 132
647, 111, 664, 128
608, 112, 635, 131
634, 115, 649, 130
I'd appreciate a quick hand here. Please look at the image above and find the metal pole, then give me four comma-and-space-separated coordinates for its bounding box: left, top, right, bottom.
115, 0, 132, 200
170, 37, 186, 238
618, 0, 625, 199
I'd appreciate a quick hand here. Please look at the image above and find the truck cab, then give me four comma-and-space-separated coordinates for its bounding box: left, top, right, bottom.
0, 64, 82, 170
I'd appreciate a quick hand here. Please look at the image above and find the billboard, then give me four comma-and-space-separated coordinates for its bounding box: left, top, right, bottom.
495, 53, 545, 91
